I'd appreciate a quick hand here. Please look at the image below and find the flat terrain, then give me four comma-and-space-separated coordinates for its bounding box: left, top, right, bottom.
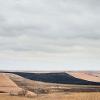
0, 92, 100, 100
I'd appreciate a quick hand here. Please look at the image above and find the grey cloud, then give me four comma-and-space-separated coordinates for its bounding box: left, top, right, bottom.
0, 0, 100, 54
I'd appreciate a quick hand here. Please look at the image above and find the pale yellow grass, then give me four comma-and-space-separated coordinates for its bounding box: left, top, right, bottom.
37, 92, 100, 100
0, 73, 22, 93
0, 94, 32, 100
0, 92, 100, 100
68, 72, 100, 82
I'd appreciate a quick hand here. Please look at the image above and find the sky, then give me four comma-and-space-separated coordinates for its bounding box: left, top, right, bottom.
0, 0, 100, 71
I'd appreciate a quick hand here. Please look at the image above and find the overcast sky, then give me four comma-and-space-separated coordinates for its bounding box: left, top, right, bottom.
0, 0, 100, 71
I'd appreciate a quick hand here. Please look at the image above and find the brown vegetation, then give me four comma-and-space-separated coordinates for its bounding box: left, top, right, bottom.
68, 71, 100, 82
0, 72, 100, 100
0, 92, 100, 100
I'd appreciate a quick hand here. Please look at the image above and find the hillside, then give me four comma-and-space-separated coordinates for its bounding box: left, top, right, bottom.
6, 73, 100, 93
11, 72, 100, 85
68, 71, 100, 83
0, 73, 21, 93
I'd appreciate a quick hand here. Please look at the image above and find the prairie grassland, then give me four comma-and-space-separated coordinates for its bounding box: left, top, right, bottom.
0, 93, 30, 100
0, 92, 100, 100
36, 92, 100, 100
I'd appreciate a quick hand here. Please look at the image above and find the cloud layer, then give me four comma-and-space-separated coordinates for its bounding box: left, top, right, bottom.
0, 0, 100, 70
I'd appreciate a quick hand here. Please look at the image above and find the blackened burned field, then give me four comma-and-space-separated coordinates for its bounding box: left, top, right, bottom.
11, 72, 100, 85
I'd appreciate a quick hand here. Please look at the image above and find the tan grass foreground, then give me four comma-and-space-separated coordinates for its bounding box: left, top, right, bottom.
0, 92, 100, 100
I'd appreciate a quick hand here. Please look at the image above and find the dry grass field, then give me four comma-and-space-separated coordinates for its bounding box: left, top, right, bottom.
0, 72, 100, 100
38, 92, 100, 100
0, 92, 100, 100
68, 71, 100, 82
0, 73, 22, 93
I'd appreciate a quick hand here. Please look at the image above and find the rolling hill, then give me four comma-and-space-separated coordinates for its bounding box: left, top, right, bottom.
68, 71, 100, 83
11, 71, 100, 85
0, 73, 22, 93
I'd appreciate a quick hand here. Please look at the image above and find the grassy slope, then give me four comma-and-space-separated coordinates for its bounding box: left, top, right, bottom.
7, 73, 100, 93
0, 73, 100, 100
0, 73, 21, 93
12, 72, 100, 85
68, 71, 100, 82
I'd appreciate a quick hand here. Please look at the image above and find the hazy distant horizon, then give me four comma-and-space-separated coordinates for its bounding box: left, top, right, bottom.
0, 0, 100, 70
0, 69, 100, 72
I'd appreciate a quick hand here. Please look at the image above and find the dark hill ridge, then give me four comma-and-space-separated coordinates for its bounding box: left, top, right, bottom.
10, 72, 100, 85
